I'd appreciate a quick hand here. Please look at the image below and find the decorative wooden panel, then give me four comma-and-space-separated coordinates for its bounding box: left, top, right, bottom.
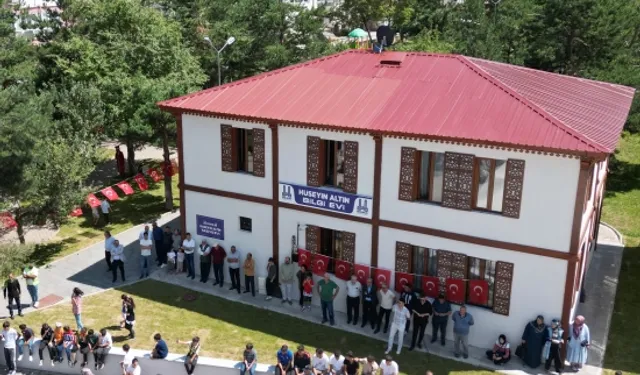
395, 242, 412, 273
342, 231, 356, 263
502, 159, 525, 218
398, 147, 418, 201
307, 136, 322, 187
436, 250, 452, 278
221, 125, 235, 172
493, 261, 514, 315
252, 128, 265, 177
305, 225, 320, 254
442, 152, 474, 210
451, 252, 468, 279
343, 141, 359, 193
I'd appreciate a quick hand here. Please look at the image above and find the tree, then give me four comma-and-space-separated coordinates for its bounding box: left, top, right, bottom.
0, 243, 35, 278
394, 29, 454, 53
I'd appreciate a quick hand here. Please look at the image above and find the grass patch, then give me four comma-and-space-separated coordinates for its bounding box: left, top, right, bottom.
15, 279, 492, 375
601, 131, 640, 375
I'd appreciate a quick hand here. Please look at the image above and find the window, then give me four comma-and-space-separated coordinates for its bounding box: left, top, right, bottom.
323, 140, 345, 188
409, 247, 438, 286
220, 125, 265, 177
305, 225, 355, 273
472, 158, 506, 213
239, 217, 252, 232
417, 152, 445, 202
236, 128, 254, 173
466, 257, 495, 308
320, 228, 343, 273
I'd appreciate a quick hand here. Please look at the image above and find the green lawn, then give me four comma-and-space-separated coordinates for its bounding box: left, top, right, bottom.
601, 131, 640, 375
15, 279, 492, 375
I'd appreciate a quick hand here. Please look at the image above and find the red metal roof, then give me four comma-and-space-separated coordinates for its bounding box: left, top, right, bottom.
159, 50, 636, 154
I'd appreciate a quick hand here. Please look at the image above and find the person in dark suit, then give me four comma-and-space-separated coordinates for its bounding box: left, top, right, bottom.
361, 277, 378, 329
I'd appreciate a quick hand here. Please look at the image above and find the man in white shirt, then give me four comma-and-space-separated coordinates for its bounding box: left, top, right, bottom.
379, 355, 398, 375
139, 232, 153, 279
375, 283, 396, 334
123, 357, 141, 375
311, 348, 329, 375
198, 240, 212, 283
385, 300, 411, 355
120, 344, 134, 369
328, 350, 344, 375
182, 233, 196, 280
226, 246, 242, 294
104, 231, 116, 272
111, 240, 126, 283
1, 321, 19, 374
345, 275, 361, 326
22, 264, 39, 308
95, 329, 112, 370
100, 199, 111, 225
138, 225, 150, 241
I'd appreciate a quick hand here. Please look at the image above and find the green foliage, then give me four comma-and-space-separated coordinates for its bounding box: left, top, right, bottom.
394, 29, 454, 53
0, 243, 35, 278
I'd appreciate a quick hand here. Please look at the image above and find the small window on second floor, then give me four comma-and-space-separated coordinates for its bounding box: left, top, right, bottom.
323, 140, 345, 188
417, 151, 445, 202
236, 128, 254, 173
473, 158, 507, 213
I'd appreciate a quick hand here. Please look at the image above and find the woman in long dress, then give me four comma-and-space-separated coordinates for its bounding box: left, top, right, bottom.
566, 315, 590, 371
521, 315, 547, 368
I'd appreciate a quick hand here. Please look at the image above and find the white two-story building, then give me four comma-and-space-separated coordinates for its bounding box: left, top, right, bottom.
158, 50, 635, 349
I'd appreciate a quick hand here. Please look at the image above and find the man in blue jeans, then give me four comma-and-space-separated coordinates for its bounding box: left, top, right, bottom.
240, 342, 258, 375
275, 344, 293, 375
431, 293, 452, 346
317, 273, 340, 326
152, 221, 165, 267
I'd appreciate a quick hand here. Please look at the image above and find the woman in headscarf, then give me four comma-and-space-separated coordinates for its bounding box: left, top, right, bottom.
543, 319, 564, 374
566, 315, 590, 371
486, 334, 510, 365
521, 315, 546, 368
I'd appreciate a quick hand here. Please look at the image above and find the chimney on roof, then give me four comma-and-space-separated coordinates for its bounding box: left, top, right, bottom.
379, 52, 406, 66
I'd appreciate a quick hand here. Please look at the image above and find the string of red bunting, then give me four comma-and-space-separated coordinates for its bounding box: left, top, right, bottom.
297, 249, 490, 306
69, 159, 179, 217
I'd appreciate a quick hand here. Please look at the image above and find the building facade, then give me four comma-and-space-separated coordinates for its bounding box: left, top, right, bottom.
160, 50, 634, 349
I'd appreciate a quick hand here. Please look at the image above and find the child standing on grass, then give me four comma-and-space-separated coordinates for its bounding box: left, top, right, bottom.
302, 275, 313, 312
177, 248, 185, 273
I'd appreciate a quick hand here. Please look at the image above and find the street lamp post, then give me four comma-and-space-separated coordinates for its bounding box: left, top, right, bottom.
204, 36, 236, 86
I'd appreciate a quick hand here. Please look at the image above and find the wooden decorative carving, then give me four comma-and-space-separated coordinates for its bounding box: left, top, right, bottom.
436, 250, 452, 279
395, 242, 412, 273
252, 128, 265, 177
342, 231, 356, 263
305, 225, 320, 254
493, 261, 514, 315
398, 147, 418, 201
343, 141, 359, 193
442, 152, 474, 210
307, 136, 321, 187
221, 125, 235, 172
502, 159, 525, 218
450, 252, 468, 279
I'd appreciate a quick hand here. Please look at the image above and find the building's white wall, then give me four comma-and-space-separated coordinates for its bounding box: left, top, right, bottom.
378, 226, 567, 349
278, 126, 375, 197
184, 191, 273, 282
182, 114, 273, 199
279, 207, 373, 312
380, 138, 581, 252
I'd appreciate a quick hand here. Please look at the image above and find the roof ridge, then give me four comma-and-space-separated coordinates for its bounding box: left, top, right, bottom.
456, 55, 608, 153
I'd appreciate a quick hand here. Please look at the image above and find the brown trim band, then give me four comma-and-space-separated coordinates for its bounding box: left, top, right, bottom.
371, 135, 382, 267
183, 184, 273, 205
175, 114, 187, 236
561, 258, 578, 359
279, 202, 372, 224
270, 124, 280, 262
569, 161, 592, 255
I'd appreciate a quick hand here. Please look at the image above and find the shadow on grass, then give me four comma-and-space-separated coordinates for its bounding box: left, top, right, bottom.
602, 246, 640, 374
605, 153, 640, 196
111, 280, 487, 375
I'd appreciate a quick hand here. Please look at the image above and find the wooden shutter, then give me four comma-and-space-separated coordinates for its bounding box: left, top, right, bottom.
398, 147, 418, 201
436, 250, 452, 278
450, 252, 468, 279
442, 152, 474, 210
493, 261, 514, 315
502, 159, 525, 218
253, 128, 265, 177
307, 136, 322, 187
395, 242, 412, 273
305, 225, 320, 254
221, 125, 237, 172
343, 141, 359, 193
342, 231, 355, 263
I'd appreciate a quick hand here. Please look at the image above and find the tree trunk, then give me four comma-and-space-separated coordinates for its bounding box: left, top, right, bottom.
126, 140, 136, 177
162, 126, 174, 211
15, 213, 25, 245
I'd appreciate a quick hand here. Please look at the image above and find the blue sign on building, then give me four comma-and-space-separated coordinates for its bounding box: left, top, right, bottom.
196, 215, 224, 240
279, 182, 373, 218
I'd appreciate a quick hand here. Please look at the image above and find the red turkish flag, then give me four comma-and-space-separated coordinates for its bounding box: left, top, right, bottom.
87, 193, 101, 208
297, 248, 311, 268
148, 167, 163, 182
373, 268, 391, 289
69, 207, 83, 217
312, 254, 330, 276
334, 260, 351, 281
161, 161, 175, 177
421, 276, 440, 299
395, 272, 415, 293
353, 264, 370, 286
134, 173, 149, 191
100, 186, 120, 201
468, 279, 489, 305
116, 181, 134, 195
0, 212, 17, 229
446, 278, 466, 304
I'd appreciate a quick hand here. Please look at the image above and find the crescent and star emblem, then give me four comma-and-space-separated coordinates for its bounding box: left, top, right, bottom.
474, 286, 483, 295
357, 270, 365, 278
449, 284, 459, 293
426, 281, 435, 289
338, 265, 345, 273
400, 278, 408, 286
300, 254, 307, 264
377, 274, 386, 283
317, 260, 325, 269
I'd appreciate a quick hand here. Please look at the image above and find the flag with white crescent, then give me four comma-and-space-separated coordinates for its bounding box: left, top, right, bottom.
312, 254, 330, 276
353, 264, 370, 285
161, 161, 175, 177
373, 268, 391, 289
148, 167, 163, 182
69, 207, 83, 217
100, 186, 120, 201
297, 248, 311, 268
86, 193, 101, 208
394, 272, 414, 293
468, 279, 489, 305
116, 181, 135, 195
334, 259, 351, 281
445, 278, 466, 304
421, 276, 440, 298
134, 173, 149, 191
